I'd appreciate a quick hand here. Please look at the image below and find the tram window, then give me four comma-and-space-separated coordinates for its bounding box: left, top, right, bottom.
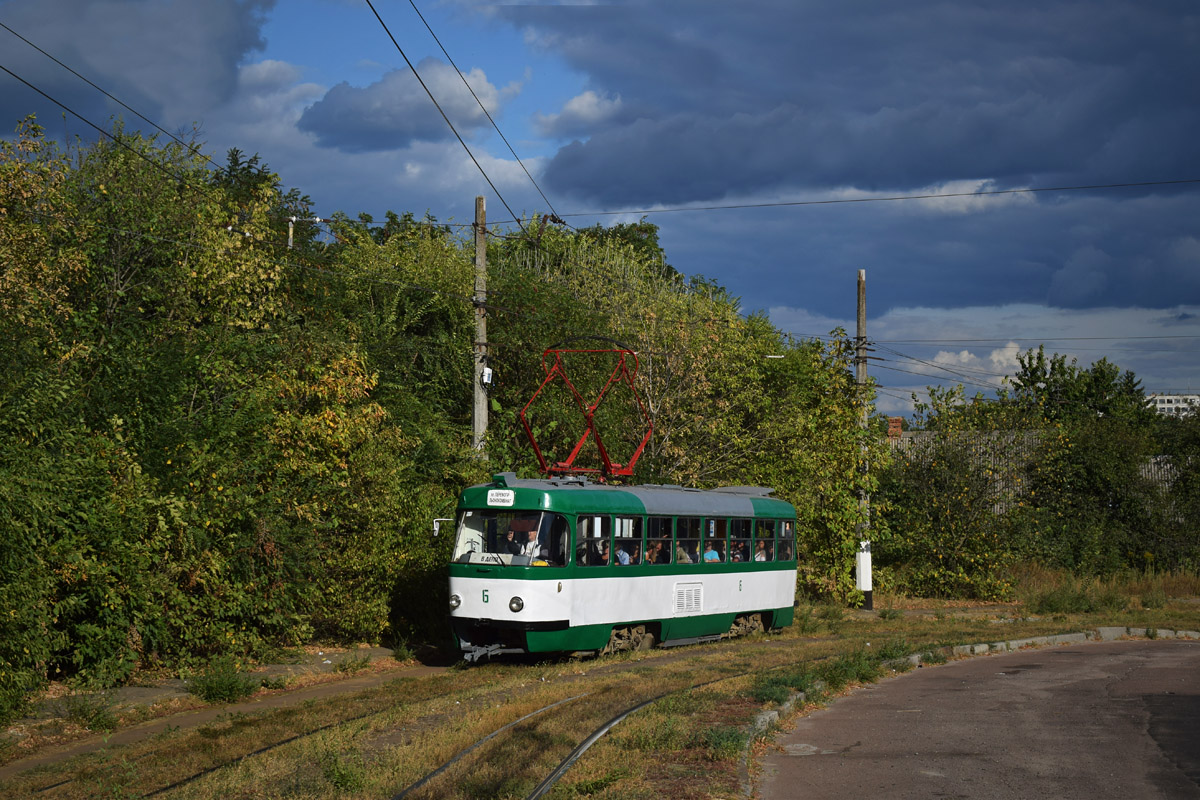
754, 519, 776, 562
703, 518, 726, 563
646, 516, 673, 564
778, 520, 795, 562
542, 514, 569, 566
576, 515, 613, 566
452, 511, 559, 565
676, 517, 701, 564
614, 516, 643, 566
729, 519, 751, 563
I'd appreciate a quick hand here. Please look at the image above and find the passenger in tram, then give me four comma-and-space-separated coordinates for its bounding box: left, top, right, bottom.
703, 541, 721, 562
753, 540, 769, 561
599, 541, 611, 565
647, 541, 669, 564
616, 544, 632, 565
676, 541, 691, 563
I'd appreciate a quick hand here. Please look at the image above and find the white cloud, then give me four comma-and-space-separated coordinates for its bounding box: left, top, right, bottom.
933, 349, 977, 366
769, 302, 1200, 415
988, 341, 1022, 374
533, 90, 623, 137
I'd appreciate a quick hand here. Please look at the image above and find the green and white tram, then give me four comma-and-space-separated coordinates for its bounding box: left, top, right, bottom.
448, 472, 797, 662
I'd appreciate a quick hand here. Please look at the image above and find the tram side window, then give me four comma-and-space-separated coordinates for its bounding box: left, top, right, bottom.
576, 515, 612, 566
704, 518, 727, 563
541, 513, 569, 566
676, 517, 701, 564
729, 519, 751, 563
646, 516, 673, 564
754, 519, 776, 562
778, 520, 795, 562
614, 516, 643, 565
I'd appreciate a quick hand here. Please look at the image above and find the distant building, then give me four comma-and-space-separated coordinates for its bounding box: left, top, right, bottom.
1148, 393, 1199, 417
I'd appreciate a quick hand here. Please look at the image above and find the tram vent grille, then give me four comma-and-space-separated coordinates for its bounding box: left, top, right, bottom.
674, 583, 703, 613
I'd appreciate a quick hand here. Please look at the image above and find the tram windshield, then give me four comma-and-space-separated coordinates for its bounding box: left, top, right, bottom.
452, 510, 568, 566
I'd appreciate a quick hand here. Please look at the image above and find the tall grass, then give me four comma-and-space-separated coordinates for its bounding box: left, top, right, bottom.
1014, 565, 1200, 614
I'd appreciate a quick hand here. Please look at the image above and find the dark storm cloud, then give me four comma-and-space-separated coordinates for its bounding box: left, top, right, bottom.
0, 0, 272, 135
297, 58, 499, 152
649, 189, 1200, 319
485, 0, 1200, 313
492, 0, 1200, 205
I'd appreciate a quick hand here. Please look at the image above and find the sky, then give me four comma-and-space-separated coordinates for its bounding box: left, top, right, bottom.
2, 0, 1199, 416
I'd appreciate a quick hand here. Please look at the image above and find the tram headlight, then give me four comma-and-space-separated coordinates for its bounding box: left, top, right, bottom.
508, 596, 524, 613
449, 593, 461, 610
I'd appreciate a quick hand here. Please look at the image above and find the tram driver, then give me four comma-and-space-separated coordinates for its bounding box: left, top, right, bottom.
521, 528, 542, 558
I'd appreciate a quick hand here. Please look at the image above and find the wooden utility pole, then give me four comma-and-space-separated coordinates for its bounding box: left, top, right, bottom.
856, 269, 873, 610
472, 196, 488, 452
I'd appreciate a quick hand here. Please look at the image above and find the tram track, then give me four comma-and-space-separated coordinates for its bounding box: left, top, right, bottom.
20, 666, 561, 798
8, 633, 845, 799
386, 659, 769, 800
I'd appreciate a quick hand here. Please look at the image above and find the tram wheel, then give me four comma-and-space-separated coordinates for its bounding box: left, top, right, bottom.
601, 626, 631, 655
602, 625, 656, 655
631, 625, 656, 651
730, 613, 765, 638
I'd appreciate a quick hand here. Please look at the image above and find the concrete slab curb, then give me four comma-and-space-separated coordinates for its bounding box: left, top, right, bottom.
739, 626, 1199, 798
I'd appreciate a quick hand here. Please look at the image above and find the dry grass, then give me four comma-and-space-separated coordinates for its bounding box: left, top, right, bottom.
5, 595, 1200, 799
1013, 563, 1200, 598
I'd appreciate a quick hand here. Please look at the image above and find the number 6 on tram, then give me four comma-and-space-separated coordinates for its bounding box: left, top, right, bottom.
447, 472, 797, 662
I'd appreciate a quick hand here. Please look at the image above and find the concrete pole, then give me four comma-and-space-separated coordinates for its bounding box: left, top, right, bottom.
472, 196, 488, 452
856, 269, 872, 610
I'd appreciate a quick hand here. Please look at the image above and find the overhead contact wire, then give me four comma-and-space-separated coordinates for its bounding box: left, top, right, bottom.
404, 0, 563, 222
362, 0, 527, 235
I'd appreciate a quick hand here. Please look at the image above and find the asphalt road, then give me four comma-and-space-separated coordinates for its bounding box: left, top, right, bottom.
759, 640, 1200, 799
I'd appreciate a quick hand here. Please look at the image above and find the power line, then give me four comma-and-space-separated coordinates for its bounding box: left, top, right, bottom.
362, 0, 527, 235
0, 21, 218, 171
0, 62, 209, 196
877, 334, 1200, 343
525, 178, 1200, 224
0, 21, 491, 235
870, 362, 1007, 392
403, 0, 562, 222
874, 344, 1012, 381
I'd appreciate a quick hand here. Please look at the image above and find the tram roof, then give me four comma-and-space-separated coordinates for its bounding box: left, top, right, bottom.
461, 473, 795, 518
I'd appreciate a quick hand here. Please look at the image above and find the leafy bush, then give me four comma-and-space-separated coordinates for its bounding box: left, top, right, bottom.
321, 750, 366, 792
919, 649, 948, 665
699, 726, 749, 761
791, 604, 820, 634
876, 416, 1016, 600
58, 688, 119, 732
875, 638, 911, 660
819, 648, 880, 692
749, 664, 819, 704
188, 657, 259, 704
1141, 587, 1167, 610
1024, 578, 1127, 615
